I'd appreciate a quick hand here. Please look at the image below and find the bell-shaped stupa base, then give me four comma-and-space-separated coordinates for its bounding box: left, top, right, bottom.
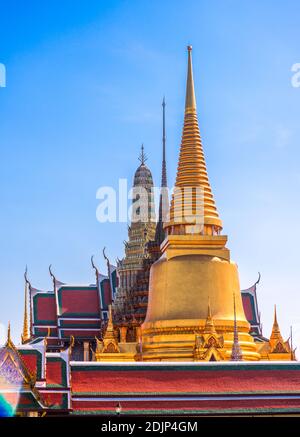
141, 238, 260, 361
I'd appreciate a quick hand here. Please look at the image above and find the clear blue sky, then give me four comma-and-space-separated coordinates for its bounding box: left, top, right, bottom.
0, 0, 300, 348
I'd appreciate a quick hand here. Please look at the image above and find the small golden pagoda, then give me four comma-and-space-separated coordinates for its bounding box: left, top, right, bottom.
193, 301, 226, 361
95, 305, 136, 362
141, 46, 260, 361
258, 306, 295, 360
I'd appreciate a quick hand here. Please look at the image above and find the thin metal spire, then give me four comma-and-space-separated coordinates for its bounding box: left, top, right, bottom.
155, 98, 169, 244
162, 97, 167, 188
231, 293, 242, 361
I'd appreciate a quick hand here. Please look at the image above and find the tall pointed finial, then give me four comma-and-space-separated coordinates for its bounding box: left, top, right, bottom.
269, 305, 289, 353
290, 325, 294, 361
22, 266, 30, 343
104, 304, 115, 340
185, 46, 197, 111
138, 144, 147, 165
231, 293, 242, 361
207, 296, 212, 319
6, 321, 12, 346
203, 296, 216, 334
270, 304, 284, 344
273, 305, 278, 328
166, 45, 222, 235
162, 97, 167, 188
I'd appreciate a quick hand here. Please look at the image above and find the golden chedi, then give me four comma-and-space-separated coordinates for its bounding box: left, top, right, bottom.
141, 46, 260, 361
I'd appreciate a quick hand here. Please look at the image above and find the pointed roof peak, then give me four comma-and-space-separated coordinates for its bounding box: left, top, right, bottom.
207, 296, 212, 319
274, 304, 278, 326
104, 304, 115, 340
6, 321, 12, 347
165, 45, 222, 234
139, 144, 147, 165
185, 45, 197, 111
270, 304, 282, 340
203, 297, 217, 334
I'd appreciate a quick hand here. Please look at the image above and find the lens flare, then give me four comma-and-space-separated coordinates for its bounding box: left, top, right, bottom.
0, 394, 14, 417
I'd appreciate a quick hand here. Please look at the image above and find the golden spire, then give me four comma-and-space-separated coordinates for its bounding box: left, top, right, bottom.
6, 321, 13, 347
203, 298, 217, 334
270, 305, 284, 345
185, 46, 197, 111
166, 46, 222, 235
104, 305, 115, 340
22, 267, 30, 344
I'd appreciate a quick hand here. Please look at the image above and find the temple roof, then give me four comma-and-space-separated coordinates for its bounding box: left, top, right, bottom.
70, 362, 300, 415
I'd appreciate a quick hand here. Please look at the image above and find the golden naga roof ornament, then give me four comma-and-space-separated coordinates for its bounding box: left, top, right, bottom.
166, 45, 222, 236
21, 266, 30, 344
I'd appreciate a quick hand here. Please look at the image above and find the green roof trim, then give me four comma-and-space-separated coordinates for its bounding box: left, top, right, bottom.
33, 294, 56, 325
47, 357, 68, 388
19, 348, 43, 380
57, 286, 99, 318
72, 390, 300, 396
70, 407, 300, 416
71, 363, 300, 372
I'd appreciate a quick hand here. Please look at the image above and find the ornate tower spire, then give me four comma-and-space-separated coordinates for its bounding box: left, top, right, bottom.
155, 97, 169, 244
231, 294, 242, 361
21, 266, 30, 344
269, 305, 285, 345
166, 45, 222, 236
139, 144, 147, 165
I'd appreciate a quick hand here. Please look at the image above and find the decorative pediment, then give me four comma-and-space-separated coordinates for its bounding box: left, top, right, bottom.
0, 330, 35, 389
102, 340, 120, 354
193, 334, 225, 361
